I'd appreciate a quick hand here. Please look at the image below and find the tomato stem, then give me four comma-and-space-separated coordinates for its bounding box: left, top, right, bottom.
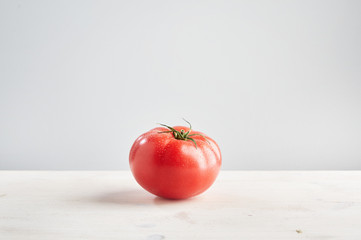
157, 119, 209, 149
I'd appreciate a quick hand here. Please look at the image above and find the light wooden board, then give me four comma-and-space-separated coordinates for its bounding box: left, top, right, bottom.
0, 171, 360, 239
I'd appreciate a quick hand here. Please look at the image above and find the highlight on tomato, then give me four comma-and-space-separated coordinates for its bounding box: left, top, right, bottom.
129, 119, 222, 199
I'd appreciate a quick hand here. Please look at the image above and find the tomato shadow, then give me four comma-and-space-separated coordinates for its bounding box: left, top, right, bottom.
94, 189, 198, 206
153, 196, 198, 205
95, 189, 155, 206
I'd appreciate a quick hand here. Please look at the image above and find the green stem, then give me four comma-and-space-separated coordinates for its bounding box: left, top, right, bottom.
157, 119, 207, 149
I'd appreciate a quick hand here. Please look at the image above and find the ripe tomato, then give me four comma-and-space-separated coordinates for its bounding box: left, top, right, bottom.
129, 120, 222, 199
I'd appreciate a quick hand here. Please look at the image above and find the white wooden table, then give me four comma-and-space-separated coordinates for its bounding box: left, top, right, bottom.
0, 171, 360, 240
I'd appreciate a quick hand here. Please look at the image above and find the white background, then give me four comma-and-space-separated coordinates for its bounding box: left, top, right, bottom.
1, 0, 360, 170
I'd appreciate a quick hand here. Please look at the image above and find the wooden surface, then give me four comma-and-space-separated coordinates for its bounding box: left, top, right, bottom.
0, 171, 360, 240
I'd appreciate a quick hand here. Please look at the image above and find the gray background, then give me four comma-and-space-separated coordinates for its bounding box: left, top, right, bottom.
1, 0, 360, 170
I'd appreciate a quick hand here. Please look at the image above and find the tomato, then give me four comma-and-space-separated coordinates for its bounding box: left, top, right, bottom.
129, 120, 222, 199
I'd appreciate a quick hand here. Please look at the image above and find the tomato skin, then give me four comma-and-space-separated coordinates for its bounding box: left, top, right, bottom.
129, 126, 222, 199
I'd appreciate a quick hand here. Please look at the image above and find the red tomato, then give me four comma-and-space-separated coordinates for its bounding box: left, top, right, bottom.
129, 121, 222, 199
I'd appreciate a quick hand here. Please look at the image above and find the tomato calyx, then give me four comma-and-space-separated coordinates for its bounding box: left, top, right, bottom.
157, 119, 210, 149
